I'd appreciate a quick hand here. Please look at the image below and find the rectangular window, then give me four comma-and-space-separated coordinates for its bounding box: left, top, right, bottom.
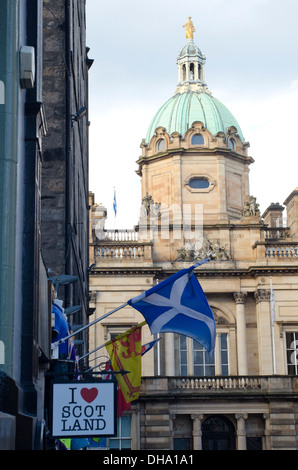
286, 332, 298, 375
221, 333, 229, 375
179, 335, 188, 375
109, 416, 131, 449
193, 340, 215, 376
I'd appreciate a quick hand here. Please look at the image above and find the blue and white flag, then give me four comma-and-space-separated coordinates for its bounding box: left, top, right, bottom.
128, 259, 216, 354
113, 188, 117, 217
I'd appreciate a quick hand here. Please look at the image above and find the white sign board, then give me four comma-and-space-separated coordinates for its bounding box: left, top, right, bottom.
51, 381, 116, 438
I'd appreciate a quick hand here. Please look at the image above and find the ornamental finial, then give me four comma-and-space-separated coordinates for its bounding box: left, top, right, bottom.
183, 16, 196, 40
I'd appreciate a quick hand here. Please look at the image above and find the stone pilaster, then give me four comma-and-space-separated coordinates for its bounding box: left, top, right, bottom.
254, 289, 273, 374
233, 292, 248, 375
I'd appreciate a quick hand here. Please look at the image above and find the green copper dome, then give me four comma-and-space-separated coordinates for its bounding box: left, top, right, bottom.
146, 91, 244, 144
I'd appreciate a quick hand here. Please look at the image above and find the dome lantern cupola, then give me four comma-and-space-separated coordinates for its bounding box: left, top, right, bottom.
176, 17, 210, 94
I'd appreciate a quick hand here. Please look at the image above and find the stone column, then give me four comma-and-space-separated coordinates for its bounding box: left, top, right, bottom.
233, 292, 248, 375
191, 414, 204, 450
165, 333, 175, 375
254, 289, 273, 375
236, 414, 247, 450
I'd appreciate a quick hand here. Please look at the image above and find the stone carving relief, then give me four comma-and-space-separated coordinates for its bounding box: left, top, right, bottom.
241, 195, 260, 218
176, 233, 232, 261
140, 195, 161, 218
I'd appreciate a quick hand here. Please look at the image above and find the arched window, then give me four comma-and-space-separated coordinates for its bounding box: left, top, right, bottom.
179, 333, 229, 376
202, 416, 236, 450
228, 139, 235, 150
156, 138, 166, 152
191, 133, 204, 145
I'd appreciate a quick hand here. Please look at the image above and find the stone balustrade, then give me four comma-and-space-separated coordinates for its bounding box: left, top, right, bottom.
175, 376, 262, 391
265, 243, 298, 258
95, 244, 144, 260
139, 376, 298, 396
94, 229, 139, 241
261, 227, 290, 241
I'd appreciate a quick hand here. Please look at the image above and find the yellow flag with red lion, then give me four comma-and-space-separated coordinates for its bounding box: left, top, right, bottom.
105, 322, 146, 403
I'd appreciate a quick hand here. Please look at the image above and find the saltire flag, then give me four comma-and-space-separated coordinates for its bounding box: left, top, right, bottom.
141, 338, 160, 355
113, 188, 117, 216
127, 259, 216, 354
105, 322, 146, 403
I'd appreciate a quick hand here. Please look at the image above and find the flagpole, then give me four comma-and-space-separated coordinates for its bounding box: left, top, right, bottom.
78, 341, 107, 362
51, 302, 128, 350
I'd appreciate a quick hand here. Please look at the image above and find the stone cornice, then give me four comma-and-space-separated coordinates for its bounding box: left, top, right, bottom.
136, 147, 253, 169
90, 265, 298, 277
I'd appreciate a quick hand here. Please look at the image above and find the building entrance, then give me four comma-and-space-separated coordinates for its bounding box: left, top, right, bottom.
202, 416, 236, 450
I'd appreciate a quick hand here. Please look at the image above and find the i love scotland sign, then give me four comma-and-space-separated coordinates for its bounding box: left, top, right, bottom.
51, 380, 117, 438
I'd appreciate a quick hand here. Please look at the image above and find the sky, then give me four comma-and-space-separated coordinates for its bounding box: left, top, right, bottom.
86, 0, 298, 229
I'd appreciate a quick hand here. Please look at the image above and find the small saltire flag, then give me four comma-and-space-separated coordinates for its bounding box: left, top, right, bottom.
127, 259, 216, 354
113, 188, 117, 216
105, 322, 146, 403
141, 338, 160, 355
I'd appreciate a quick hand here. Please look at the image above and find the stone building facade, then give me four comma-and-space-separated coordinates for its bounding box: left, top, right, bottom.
88, 24, 298, 450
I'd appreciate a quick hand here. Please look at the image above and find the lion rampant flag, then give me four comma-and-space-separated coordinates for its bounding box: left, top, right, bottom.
105, 322, 146, 403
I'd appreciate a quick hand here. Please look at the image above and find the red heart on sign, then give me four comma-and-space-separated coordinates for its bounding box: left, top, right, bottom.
80, 387, 98, 403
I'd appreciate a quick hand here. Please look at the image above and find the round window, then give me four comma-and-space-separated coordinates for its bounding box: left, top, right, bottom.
188, 178, 210, 189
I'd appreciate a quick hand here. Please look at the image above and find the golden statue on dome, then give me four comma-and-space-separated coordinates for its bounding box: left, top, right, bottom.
183, 16, 196, 39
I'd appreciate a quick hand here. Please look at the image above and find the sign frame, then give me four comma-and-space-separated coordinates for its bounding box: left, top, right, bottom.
50, 379, 117, 439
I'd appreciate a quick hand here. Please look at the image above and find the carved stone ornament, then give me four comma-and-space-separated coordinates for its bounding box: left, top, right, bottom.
176, 233, 232, 261
254, 289, 270, 304
241, 195, 260, 218
140, 195, 161, 218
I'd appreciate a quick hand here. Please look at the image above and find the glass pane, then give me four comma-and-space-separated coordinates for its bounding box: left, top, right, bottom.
121, 416, 131, 437
180, 351, 187, 363
180, 365, 187, 375
221, 333, 227, 349
205, 351, 214, 364
221, 351, 228, 364
286, 332, 294, 349
193, 350, 203, 365
180, 335, 187, 349
228, 139, 235, 150
121, 439, 131, 449
222, 365, 229, 375
193, 340, 203, 351
189, 178, 209, 189
205, 365, 215, 376
191, 134, 204, 145
109, 439, 119, 449
194, 365, 204, 376
288, 364, 296, 375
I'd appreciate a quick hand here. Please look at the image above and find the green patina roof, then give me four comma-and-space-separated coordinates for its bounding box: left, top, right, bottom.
145, 91, 244, 144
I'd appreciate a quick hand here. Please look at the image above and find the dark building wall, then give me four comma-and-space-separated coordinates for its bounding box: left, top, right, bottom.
42, 0, 91, 356
0, 0, 49, 450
